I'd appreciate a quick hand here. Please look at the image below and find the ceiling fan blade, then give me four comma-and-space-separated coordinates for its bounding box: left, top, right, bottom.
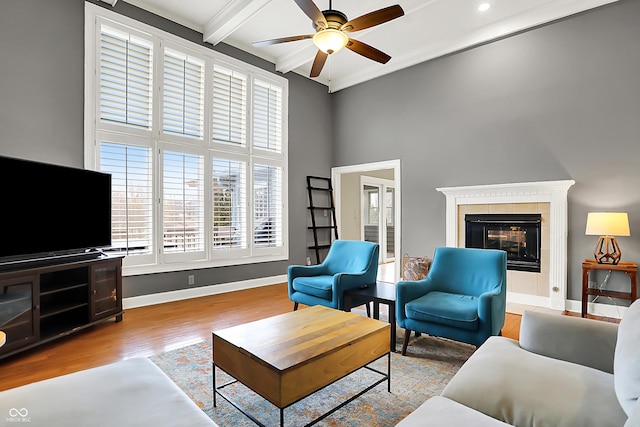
346, 39, 391, 64
253, 34, 313, 47
341, 5, 404, 32
294, 0, 327, 29
310, 50, 328, 77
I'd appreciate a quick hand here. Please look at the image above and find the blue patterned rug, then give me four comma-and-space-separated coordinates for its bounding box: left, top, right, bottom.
150, 321, 475, 427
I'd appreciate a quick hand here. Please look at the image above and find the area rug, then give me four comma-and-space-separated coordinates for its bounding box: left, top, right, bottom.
150, 323, 475, 427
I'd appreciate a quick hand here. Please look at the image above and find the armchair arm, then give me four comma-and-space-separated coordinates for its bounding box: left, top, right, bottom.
477, 288, 505, 336
288, 264, 328, 278
519, 310, 618, 374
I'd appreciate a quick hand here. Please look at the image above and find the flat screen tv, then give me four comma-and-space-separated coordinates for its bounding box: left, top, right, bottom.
0, 155, 111, 268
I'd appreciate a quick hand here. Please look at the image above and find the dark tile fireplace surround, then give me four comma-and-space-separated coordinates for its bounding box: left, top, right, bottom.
465, 214, 542, 273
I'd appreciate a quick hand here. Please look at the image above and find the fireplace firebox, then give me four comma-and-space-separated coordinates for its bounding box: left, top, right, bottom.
465, 214, 541, 272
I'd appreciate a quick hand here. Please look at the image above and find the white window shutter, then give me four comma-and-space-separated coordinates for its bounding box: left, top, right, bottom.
253, 79, 283, 152
212, 158, 247, 250
162, 151, 205, 253
253, 164, 282, 247
99, 25, 153, 128
212, 66, 247, 146
163, 48, 205, 138
99, 142, 153, 255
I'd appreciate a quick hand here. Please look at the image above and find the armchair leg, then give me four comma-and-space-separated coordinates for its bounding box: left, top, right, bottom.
365, 303, 371, 318
293, 302, 298, 311
401, 329, 412, 356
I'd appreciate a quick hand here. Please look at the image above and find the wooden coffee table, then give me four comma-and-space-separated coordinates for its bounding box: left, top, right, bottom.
212, 305, 390, 427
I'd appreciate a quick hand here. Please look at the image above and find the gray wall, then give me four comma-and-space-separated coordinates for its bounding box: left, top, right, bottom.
2, 0, 639, 303
332, 0, 640, 301
0, 0, 332, 297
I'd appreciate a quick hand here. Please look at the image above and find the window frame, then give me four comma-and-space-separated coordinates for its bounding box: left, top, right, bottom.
84, 4, 288, 276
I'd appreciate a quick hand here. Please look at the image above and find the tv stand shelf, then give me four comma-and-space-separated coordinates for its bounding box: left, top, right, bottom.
0, 256, 123, 360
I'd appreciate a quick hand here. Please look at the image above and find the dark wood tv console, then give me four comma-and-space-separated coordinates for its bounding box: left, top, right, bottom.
0, 256, 123, 360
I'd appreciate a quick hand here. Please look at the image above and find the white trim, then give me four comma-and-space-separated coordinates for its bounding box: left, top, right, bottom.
436, 180, 575, 311
123, 274, 287, 309
332, 159, 401, 282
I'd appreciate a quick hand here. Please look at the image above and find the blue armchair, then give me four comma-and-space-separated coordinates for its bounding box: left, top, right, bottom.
288, 240, 380, 311
396, 247, 507, 354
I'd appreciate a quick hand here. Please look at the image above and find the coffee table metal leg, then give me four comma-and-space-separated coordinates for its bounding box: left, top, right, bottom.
387, 351, 391, 393
212, 362, 216, 407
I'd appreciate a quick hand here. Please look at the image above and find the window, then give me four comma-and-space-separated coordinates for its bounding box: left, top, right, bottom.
85, 5, 288, 275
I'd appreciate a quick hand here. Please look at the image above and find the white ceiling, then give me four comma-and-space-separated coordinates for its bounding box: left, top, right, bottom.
114, 0, 618, 92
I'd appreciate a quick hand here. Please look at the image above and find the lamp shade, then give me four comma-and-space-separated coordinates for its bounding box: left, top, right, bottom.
313, 29, 348, 54
585, 212, 630, 236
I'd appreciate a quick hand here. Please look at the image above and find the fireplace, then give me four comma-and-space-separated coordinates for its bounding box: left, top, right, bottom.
465, 214, 541, 272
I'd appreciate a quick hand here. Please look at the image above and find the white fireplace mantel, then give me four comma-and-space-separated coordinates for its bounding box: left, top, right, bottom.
436, 180, 575, 311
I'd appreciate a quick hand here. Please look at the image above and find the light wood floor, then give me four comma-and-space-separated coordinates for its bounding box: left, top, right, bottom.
0, 283, 523, 392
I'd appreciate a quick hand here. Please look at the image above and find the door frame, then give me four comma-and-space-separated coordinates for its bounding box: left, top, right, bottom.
331, 159, 401, 283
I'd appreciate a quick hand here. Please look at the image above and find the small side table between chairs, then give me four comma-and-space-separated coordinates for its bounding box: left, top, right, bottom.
344, 282, 397, 352
581, 259, 637, 318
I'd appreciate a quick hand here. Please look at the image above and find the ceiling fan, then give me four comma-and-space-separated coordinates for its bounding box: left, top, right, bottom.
253, 0, 404, 78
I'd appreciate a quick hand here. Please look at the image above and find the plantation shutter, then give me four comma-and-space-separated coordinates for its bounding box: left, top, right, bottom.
163, 48, 205, 138
162, 151, 205, 253
99, 25, 153, 128
212, 158, 247, 250
253, 164, 282, 247
99, 142, 153, 255
253, 79, 283, 152
212, 66, 247, 146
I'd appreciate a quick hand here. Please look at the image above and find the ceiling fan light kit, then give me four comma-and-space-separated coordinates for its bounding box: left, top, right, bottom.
253, 0, 404, 78
313, 29, 349, 54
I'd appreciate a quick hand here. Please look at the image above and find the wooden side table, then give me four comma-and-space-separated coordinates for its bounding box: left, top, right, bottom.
581, 260, 637, 317
344, 282, 397, 352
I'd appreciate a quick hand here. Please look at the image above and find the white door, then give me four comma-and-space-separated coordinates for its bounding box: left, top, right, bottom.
361, 177, 395, 263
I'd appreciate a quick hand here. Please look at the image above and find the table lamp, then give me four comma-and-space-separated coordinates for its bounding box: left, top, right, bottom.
585, 212, 630, 264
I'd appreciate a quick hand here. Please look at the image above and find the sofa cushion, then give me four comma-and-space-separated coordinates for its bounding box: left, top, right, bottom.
442, 336, 628, 427
405, 291, 478, 331
395, 396, 511, 427
0, 358, 217, 427
614, 299, 640, 416
292, 275, 333, 300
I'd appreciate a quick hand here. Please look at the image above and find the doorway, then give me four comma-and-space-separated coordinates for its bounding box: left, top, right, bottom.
331, 160, 401, 283
361, 177, 395, 263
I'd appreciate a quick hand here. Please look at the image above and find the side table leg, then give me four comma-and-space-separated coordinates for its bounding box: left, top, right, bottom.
388, 303, 396, 352
582, 267, 589, 318
344, 294, 352, 312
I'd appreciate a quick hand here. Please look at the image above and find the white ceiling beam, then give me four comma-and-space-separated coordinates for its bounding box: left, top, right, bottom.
203, 0, 273, 46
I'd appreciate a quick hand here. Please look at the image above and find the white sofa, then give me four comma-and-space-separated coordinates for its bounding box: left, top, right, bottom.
0, 357, 217, 427
397, 299, 640, 427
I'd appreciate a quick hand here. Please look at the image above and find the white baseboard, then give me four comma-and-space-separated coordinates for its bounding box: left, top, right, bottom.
507, 291, 627, 319
122, 274, 288, 309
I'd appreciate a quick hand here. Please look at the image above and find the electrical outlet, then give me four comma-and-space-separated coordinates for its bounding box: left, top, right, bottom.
188, 275, 195, 285
588, 281, 597, 289
306, 257, 311, 266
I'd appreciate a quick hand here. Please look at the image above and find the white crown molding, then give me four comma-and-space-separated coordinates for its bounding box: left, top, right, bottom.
437, 180, 575, 311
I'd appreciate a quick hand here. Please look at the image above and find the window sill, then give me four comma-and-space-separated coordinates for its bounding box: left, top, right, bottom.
122, 253, 288, 276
